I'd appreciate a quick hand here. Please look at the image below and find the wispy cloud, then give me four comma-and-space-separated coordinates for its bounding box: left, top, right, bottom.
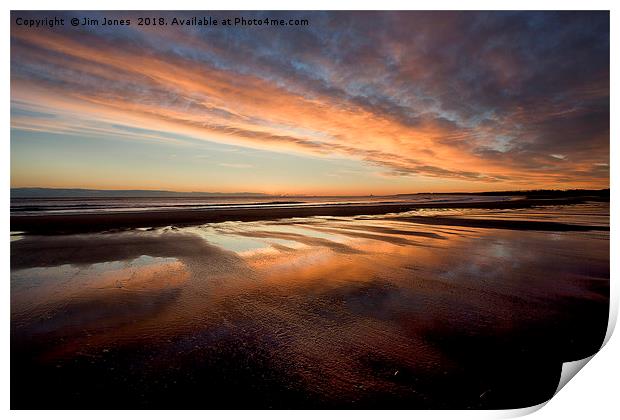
219, 163, 254, 169
11, 11, 609, 190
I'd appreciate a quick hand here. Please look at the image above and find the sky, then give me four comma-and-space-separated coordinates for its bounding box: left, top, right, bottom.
10, 11, 609, 195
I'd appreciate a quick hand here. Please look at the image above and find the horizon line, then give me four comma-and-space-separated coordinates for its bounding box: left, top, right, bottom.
10, 186, 611, 198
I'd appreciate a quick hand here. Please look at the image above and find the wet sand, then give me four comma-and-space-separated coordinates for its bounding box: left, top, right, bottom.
10, 195, 608, 235
10, 203, 609, 409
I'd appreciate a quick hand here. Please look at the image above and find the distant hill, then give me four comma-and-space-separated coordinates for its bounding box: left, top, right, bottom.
469, 189, 609, 199
395, 188, 609, 199
11, 188, 271, 198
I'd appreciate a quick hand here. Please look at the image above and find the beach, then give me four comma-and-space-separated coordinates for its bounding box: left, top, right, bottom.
10, 192, 609, 234
9, 8, 611, 412
10, 195, 610, 408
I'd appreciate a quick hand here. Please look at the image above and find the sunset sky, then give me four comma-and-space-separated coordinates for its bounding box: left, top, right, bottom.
11, 11, 609, 195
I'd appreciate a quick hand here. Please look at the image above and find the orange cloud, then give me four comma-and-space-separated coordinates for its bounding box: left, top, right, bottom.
11, 12, 609, 191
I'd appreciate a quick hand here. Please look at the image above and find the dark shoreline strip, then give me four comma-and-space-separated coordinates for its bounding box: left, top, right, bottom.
388, 216, 608, 232
11, 197, 608, 235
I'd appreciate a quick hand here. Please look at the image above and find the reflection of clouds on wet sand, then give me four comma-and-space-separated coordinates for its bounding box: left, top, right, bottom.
10, 208, 610, 408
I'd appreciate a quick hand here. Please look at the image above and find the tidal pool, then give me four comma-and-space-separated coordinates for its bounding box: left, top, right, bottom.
10, 207, 609, 408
